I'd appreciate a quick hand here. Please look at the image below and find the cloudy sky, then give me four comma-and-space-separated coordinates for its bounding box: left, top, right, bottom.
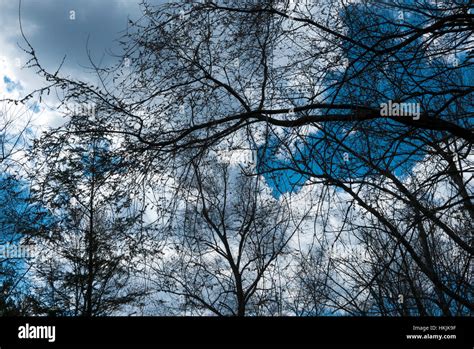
0, 0, 158, 127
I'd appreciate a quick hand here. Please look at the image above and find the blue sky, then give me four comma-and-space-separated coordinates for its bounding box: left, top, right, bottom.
2, 0, 471, 198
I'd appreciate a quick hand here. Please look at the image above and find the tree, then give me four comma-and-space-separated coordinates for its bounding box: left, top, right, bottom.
29, 132, 147, 316
148, 153, 296, 316
0, 101, 41, 315
11, 0, 473, 315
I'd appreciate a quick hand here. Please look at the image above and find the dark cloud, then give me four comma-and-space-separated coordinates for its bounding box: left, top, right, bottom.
1, 0, 148, 73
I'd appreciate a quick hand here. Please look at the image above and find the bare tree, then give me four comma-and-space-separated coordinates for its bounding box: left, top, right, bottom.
0, 101, 38, 315
29, 132, 147, 316
10, 0, 473, 316
147, 153, 297, 316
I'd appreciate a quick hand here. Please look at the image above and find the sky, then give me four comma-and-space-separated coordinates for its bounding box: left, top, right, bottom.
2, 0, 467, 197
0, 0, 150, 127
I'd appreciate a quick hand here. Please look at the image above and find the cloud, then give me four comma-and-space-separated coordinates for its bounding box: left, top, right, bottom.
1, 0, 144, 72
0, 0, 156, 129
